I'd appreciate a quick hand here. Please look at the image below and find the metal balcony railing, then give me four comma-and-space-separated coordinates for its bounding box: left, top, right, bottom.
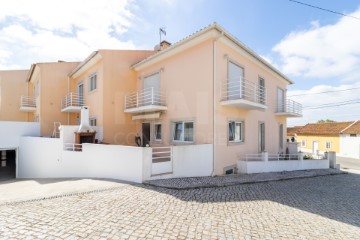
20, 96, 36, 108
124, 87, 166, 110
278, 99, 302, 115
61, 92, 85, 110
221, 78, 266, 105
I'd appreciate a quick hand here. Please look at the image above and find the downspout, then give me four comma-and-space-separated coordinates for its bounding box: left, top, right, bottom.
212, 31, 224, 177
67, 76, 70, 125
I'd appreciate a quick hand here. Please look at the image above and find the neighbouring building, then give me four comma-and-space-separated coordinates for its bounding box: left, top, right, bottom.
340, 120, 360, 159
64, 50, 155, 144
287, 126, 303, 142
0, 70, 30, 122
26, 61, 80, 137
296, 121, 360, 159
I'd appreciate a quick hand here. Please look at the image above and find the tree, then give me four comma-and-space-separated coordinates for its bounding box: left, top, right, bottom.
317, 119, 336, 123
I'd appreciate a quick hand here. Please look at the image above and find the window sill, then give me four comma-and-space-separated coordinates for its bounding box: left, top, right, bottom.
172, 141, 194, 145
227, 141, 245, 146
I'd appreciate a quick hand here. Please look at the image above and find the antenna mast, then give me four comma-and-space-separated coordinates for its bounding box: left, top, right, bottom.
159, 27, 166, 44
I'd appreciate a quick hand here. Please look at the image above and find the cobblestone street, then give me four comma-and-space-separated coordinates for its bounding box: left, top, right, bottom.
1, 173, 360, 239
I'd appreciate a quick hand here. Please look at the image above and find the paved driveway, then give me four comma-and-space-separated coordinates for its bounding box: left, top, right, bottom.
0, 174, 360, 239
337, 156, 360, 171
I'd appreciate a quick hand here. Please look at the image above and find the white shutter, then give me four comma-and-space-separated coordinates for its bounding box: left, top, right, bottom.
143, 73, 160, 90
228, 62, 243, 100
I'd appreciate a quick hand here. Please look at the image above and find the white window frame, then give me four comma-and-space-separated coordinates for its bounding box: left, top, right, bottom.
172, 120, 194, 143
228, 120, 244, 144
301, 140, 307, 147
89, 116, 97, 126
325, 141, 331, 149
88, 72, 97, 92
153, 122, 162, 142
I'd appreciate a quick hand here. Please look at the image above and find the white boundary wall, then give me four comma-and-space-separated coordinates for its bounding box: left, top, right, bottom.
0, 121, 40, 149
238, 159, 329, 174
18, 136, 151, 183
18, 134, 213, 183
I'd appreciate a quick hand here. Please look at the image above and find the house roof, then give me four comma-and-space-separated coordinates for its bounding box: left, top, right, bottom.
132, 22, 293, 85
297, 121, 355, 135
287, 126, 303, 136
341, 120, 360, 134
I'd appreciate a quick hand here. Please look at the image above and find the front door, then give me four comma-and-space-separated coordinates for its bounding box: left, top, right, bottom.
259, 122, 265, 152
312, 141, 319, 154
142, 123, 151, 147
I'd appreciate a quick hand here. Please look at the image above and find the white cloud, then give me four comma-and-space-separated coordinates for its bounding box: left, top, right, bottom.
0, 0, 136, 69
273, 8, 360, 82
287, 81, 360, 126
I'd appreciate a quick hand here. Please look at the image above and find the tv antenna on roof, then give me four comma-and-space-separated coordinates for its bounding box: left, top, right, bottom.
159, 27, 166, 43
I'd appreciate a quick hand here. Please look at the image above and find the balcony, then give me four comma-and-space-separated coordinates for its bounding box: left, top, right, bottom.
220, 78, 267, 110
61, 92, 85, 112
19, 96, 36, 112
124, 87, 167, 113
276, 99, 302, 117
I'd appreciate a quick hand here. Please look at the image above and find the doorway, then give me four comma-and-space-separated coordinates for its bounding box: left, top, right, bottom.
259, 122, 265, 152
142, 123, 151, 147
312, 141, 319, 154
77, 81, 84, 106
0, 150, 16, 181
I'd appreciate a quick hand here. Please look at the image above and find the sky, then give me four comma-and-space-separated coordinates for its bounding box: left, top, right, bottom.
0, 0, 360, 126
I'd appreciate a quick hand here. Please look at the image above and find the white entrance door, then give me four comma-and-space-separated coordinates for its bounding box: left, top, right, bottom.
312, 141, 319, 154
228, 62, 244, 100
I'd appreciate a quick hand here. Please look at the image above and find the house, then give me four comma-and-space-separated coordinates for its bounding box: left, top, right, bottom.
296, 121, 358, 156
125, 23, 303, 175
3, 23, 333, 183
340, 120, 360, 159
65, 50, 154, 144
25, 61, 80, 136
287, 126, 303, 142
0, 70, 30, 122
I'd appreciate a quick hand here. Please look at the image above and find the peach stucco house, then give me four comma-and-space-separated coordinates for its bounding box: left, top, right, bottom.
0, 23, 314, 181
124, 23, 302, 175
63, 50, 154, 144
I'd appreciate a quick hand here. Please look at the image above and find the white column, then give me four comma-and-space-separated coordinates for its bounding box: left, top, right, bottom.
262, 151, 268, 162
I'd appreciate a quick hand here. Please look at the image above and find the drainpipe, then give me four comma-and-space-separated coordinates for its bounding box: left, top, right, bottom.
212, 30, 224, 177
67, 76, 70, 125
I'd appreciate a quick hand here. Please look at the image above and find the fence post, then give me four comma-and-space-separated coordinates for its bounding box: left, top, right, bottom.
262, 151, 268, 162
328, 151, 337, 169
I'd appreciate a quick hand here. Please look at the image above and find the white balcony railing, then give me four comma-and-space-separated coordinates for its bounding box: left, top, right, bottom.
221, 78, 266, 106
124, 87, 166, 112
61, 92, 85, 112
277, 99, 302, 116
20, 96, 36, 109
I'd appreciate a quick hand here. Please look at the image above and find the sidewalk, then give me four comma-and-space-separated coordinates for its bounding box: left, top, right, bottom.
0, 178, 128, 205
145, 169, 346, 189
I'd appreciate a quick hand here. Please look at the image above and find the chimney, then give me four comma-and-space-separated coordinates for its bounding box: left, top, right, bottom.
78, 106, 94, 133
154, 41, 171, 51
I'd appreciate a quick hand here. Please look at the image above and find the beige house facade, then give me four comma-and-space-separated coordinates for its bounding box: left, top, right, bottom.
0, 70, 30, 122
125, 24, 302, 175
0, 23, 304, 177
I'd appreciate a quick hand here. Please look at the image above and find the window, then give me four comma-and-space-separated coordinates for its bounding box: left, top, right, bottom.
88, 73, 97, 92
279, 124, 284, 149
154, 123, 162, 141
350, 134, 357, 137
301, 140, 306, 147
173, 121, 194, 142
228, 121, 244, 143
258, 77, 265, 104
325, 141, 331, 149
89, 117, 97, 126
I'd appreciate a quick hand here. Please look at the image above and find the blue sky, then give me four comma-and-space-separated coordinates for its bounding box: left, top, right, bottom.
1, 0, 360, 125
